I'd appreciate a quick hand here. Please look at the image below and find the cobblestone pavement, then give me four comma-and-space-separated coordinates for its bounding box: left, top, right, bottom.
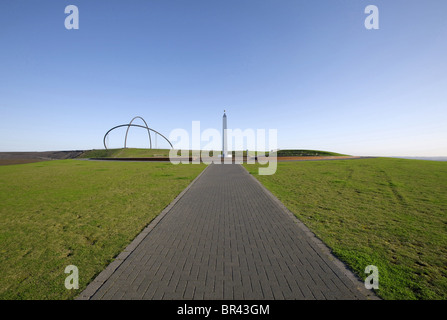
79, 164, 376, 300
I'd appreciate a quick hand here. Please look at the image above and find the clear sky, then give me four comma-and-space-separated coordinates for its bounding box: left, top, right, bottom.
1, 0, 446, 156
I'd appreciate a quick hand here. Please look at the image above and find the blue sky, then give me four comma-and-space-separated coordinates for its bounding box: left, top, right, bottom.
0, 0, 446, 156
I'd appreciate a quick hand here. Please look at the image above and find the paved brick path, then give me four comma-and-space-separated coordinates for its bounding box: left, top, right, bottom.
79, 164, 376, 300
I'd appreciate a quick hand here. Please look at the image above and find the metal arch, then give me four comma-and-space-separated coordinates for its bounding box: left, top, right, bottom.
103, 124, 173, 150
124, 116, 152, 149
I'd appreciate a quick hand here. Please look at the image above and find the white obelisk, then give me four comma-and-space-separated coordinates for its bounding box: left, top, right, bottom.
222, 110, 228, 158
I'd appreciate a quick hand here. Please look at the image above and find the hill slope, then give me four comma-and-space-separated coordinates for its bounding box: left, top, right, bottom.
275, 149, 349, 157
79, 148, 348, 159
78, 148, 172, 158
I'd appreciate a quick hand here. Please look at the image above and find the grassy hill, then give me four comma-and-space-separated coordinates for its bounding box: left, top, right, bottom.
275, 149, 349, 157
79, 148, 348, 159
78, 148, 173, 158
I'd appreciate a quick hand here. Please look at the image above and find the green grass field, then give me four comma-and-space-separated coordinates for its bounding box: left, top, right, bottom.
78, 148, 173, 158
79, 148, 216, 158
0, 160, 205, 299
3, 154, 446, 300
244, 158, 447, 300
78, 148, 346, 159
274, 149, 349, 157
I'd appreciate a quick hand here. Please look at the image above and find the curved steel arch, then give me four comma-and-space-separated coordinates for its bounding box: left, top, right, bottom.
103, 124, 173, 150
124, 116, 152, 149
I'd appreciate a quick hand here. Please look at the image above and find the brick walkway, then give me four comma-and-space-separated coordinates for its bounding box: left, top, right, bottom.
79, 164, 376, 300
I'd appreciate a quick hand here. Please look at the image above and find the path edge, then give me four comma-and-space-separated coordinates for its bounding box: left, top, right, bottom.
76, 164, 210, 300
240, 165, 380, 300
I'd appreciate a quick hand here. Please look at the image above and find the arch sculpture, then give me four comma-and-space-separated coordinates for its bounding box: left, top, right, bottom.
103, 116, 173, 150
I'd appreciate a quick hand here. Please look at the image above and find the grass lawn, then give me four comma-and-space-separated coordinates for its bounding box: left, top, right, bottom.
244, 158, 447, 300
0, 160, 205, 299
78, 148, 173, 158
78, 148, 348, 159
275, 149, 349, 157
79, 148, 209, 158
